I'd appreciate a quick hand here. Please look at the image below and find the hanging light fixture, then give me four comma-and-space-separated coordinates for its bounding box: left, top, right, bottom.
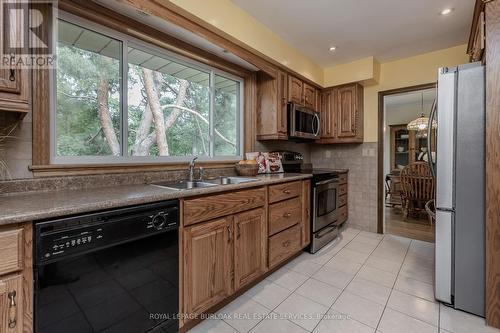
407, 91, 437, 131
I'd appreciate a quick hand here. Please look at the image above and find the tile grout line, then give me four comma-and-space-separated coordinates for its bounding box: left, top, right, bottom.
241, 229, 362, 332
309, 230, 384, 332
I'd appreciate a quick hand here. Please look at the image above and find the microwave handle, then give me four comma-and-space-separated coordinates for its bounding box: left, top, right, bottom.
313, 113, 320, 136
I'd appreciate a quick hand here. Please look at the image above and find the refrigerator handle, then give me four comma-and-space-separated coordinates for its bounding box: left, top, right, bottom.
427, 99, 437, 178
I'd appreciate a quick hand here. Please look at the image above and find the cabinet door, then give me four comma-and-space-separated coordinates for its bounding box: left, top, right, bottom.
0, 4, 29, 113
183, 217, 233, 315
234, 208, 267, 290
277, 71, 288, 134
288, 76, 303, 105
0, 274, 23, 333
303, 83, 316, 110
336, 85, 358, 138
320, 90, 334, 139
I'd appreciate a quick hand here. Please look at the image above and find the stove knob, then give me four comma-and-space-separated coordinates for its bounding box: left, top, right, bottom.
152, 213, 166, 230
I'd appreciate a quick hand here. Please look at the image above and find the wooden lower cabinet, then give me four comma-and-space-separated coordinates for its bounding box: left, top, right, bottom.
0, 274, 23, 333
234, 208, 267, 290
183, 217, 233, 316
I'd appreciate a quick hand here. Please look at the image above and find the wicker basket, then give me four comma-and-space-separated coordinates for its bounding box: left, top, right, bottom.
235, 163, 259, 176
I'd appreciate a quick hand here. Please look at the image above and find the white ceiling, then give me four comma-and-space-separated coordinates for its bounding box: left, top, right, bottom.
232, 0, 474, 67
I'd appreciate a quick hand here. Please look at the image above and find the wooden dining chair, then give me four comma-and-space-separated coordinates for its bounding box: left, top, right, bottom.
400, 162, 435, 219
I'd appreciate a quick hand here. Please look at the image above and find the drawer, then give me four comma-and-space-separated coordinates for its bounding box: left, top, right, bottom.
269, 224, 301, 268
268, 181, 301, 203
338, 205, 348, 224
184, 187, 266, 226
269, 197, 302, 236
338, 194, 347, 207
338, 173, 348, 184
339, 184, 348, 196
0, 228, 23, 276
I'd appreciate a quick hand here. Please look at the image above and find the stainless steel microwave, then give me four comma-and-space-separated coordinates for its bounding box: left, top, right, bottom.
288, 102, 320, 140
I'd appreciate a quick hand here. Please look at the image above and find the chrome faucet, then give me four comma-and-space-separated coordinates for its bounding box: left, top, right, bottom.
188, 156, 198, 182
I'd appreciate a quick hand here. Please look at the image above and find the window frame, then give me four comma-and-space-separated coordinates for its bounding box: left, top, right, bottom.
51, 11, 244, 165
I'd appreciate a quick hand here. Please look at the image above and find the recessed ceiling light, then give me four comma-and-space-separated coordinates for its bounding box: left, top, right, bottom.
329, 46, 337, 52
440, 8, 453, 15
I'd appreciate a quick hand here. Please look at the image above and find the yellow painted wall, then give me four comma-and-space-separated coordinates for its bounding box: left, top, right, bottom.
169, 0, 323, 83
363, 44, 468, 141
324, 57, 380, 87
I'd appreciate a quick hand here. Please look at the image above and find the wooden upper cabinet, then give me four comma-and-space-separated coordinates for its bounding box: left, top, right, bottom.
318, 83, 363, 143
256, 70, 288, 140
467, 0, 485, 62
233, 208, 267, 290
319, 90, 334, 140
303, 83, 317, 110
183, 217, 233, 316
288, 76, 303, 105
0, 3, 29, 116
336, 85, 358, 138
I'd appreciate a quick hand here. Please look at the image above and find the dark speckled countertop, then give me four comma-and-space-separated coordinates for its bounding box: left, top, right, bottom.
0, 173, 311, 226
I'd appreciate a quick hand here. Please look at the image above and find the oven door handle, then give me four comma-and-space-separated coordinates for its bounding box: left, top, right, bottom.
315, 178, 339, 186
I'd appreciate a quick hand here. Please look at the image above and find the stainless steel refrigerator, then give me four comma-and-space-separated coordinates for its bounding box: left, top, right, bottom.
431, 62, 485, 317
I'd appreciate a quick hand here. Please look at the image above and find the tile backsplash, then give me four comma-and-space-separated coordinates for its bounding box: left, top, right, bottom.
311, 142, 378, 232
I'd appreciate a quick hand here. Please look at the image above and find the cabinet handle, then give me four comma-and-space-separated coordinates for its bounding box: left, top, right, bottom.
227, 225, 232, 242
8, 290, 17, 329
282, 240, 291, 248
283, 189, 291, 194
237, 223, 241, 239
283, 212, 292, 218
9, 55, 15, 82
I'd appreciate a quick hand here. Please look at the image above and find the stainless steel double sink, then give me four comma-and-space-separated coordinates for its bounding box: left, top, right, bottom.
151, 176, 260, 190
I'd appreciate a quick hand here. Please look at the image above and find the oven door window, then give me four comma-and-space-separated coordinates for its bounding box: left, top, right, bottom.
317, 187, 337, 217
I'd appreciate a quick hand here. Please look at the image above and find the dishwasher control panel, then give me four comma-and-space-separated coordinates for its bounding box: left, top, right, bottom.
35, 201, 179, 264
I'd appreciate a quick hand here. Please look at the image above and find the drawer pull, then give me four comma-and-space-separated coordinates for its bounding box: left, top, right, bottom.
282, 212, 292, 218
8, 290, 17, 328
282, 240, 291, 248
237, 223, 241, 239
283, 189, 291, 194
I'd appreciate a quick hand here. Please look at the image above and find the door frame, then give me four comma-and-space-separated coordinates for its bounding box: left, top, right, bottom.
377, 82, 437, 233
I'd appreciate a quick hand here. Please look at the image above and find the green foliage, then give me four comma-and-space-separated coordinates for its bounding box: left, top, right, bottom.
56, 43, 239, 158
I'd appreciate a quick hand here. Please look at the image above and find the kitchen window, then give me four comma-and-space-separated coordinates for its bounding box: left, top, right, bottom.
52, 14, 243, 164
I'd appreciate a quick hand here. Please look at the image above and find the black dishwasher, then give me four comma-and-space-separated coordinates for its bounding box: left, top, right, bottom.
34, 201, 179, 333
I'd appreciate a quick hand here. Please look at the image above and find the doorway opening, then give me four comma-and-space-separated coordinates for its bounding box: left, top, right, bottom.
377, 83, 436, 242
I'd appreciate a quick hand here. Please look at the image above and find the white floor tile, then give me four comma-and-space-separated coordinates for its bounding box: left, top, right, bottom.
312, 265, 355, 289
284, 256, 324, 277
295, 278, 343, 307
365, 255, 403, 274
345, 240, 378, 254
353, 235, 383, 247
356, 265, 397, 288
266, 267, 309, 291
244, 279, 292, 310
378, 308, 438, 333
274, 293, 328, 331
345, 277, 392, 305
314, 312, 375, 333
325, 254, 363, 275
358, 231, 384, 240
331, 291, 385, 328
439, 304, 500, 333
399, 263, 434, 284
394, 275, 435, 302
403, 253, 434, 271
387, 290, 439, 326
336, 248, 371, 264
217, 295, 270, 333
371, 247, 407, 262
250, 312, 308, 333
187, 319, 238, 333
